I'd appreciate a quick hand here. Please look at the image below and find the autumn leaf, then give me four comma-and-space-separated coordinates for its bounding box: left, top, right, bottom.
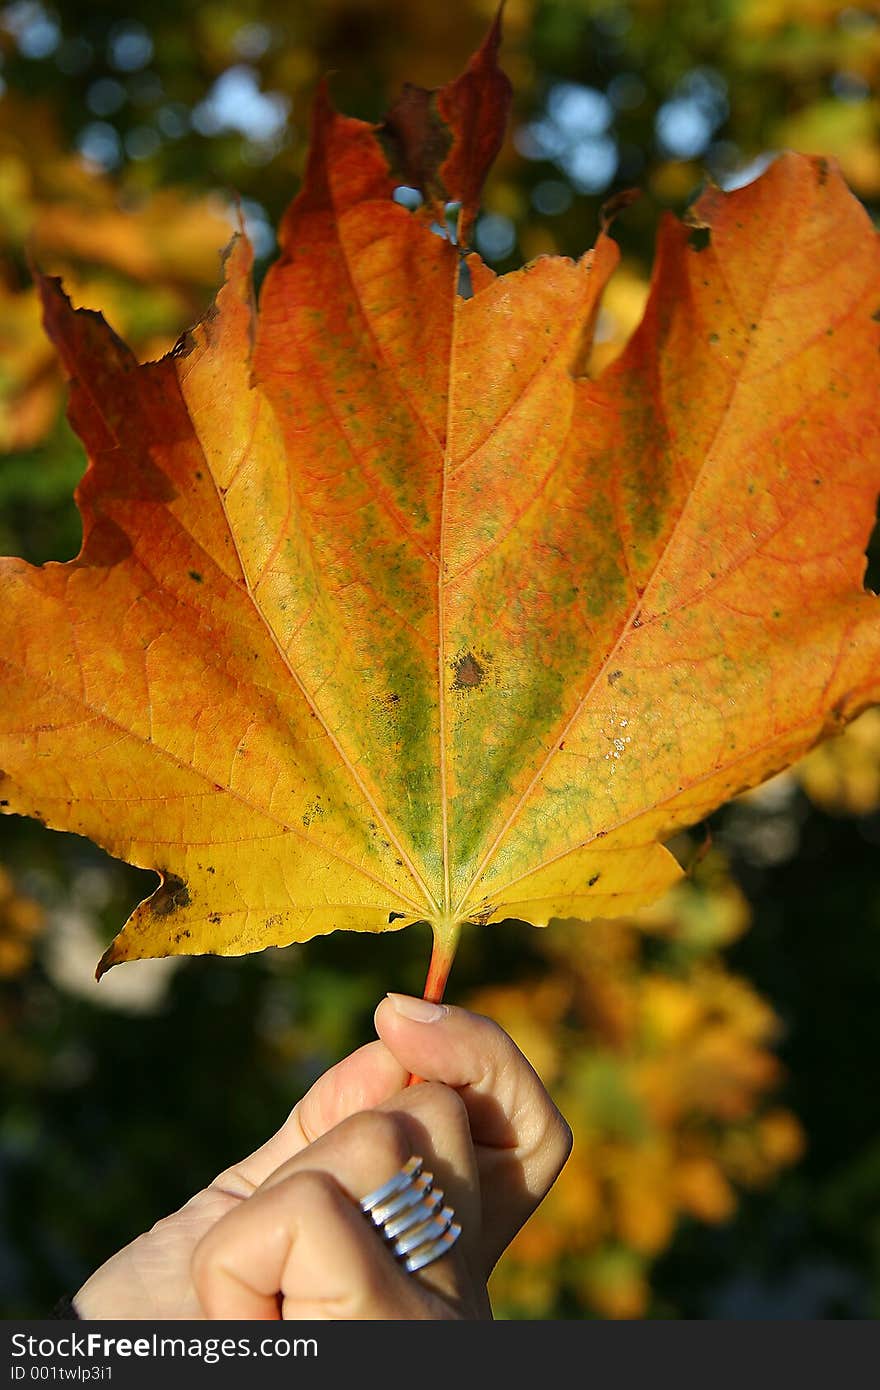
1, 28, 879, 993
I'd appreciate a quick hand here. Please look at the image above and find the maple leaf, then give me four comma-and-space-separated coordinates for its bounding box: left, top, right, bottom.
1, 26, 879, 997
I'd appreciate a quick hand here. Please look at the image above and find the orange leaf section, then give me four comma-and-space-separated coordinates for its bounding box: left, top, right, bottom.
0, 39, 878, 981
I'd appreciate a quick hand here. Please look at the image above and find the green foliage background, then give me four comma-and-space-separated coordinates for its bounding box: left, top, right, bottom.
1, 0, 880, 1318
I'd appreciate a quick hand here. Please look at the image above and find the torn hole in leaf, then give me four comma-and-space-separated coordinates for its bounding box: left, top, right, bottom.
864, 494, 880, 595
427, 200, 462, 244
392, 184, 423, 211
457, 257, 474, 300
687, 225, 712, 252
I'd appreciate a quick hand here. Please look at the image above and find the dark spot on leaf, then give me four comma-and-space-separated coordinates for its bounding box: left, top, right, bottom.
388, 911, 407, 923
188, 570, 203, 583
824, 697, 851, 734
588, 873, 601, 887
374, 691, 401, 710
208, 912, 222, 925
0, 801, 8, 808
151, 873, 191, 916
263, 914, 282, 929
595, 830, 607, 838
709, 332, 719, 343
872, 308, 880, 323
206, 865, 215, 874
815, 156, 829, 186
195, 470, 203, 480
687, 226, 711, 252
452, 651, 485, 690
631, 609, 643, 628
608, 670, 623, 686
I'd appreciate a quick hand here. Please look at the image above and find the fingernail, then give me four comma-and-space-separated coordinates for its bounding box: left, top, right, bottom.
386, 992, 446, 1023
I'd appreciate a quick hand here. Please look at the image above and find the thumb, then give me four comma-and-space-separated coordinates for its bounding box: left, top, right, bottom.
374, 993, 555, 1148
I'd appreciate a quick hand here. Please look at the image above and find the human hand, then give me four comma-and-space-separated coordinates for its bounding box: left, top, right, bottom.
73, 995, 572, 1320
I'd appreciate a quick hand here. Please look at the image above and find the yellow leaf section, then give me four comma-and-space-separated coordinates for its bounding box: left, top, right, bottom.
449, 154, 880, 933
0, 241, 428, 975
252, 97, 455, 917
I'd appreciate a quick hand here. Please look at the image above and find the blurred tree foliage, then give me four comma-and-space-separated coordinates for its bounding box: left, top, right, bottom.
1, 0, 879, 1319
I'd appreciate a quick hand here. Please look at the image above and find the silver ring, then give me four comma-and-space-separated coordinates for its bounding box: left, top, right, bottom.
359, 1155, 461, 1275
360, 1154, 422, 1213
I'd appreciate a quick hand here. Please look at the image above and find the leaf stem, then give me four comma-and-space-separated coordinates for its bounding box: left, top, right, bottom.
422, 919, 462, 1003
405, 919, 462, 1087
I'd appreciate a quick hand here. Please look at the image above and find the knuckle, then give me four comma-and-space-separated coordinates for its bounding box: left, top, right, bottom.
323, 1108, 413, 1196
284, 1168, 340, 1212
339, 1106, 411, 1160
